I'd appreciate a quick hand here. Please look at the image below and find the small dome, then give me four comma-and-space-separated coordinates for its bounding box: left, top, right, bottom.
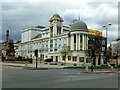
71, 20, 88, 31
53, 13, 60, 18
49, 13, 63, 22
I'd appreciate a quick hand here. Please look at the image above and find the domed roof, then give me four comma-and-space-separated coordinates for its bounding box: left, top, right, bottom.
71, 20, 88, 31
49, 13, 63, 22
53, 13, 60, 18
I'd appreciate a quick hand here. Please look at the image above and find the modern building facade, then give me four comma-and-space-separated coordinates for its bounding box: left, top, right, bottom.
19, 14, 105, 66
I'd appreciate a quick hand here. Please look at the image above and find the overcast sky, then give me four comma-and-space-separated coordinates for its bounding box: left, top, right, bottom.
1, 0, 119, 44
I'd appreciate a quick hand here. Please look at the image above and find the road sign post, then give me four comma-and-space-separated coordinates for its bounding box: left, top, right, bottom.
90, 49, 95, 72
35, 49, 38, 69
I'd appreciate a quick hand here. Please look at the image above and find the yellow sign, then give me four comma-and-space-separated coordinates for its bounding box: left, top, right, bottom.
88, 29, 96, 35
88, 29, 102, 36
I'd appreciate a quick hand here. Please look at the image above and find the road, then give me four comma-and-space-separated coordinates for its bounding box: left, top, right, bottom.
2, 65, 119, 88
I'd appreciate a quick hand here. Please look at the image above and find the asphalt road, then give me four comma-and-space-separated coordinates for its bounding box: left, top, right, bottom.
2, 65, 119, 88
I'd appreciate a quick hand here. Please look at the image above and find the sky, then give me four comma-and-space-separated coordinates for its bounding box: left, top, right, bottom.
1, 0, 119, 44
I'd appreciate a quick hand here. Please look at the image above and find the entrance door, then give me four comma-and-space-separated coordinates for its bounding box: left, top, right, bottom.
98, 57, 101, 65
56, 56, 58, 62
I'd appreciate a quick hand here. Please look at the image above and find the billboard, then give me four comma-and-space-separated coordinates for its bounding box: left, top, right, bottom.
88, 29, 102, 37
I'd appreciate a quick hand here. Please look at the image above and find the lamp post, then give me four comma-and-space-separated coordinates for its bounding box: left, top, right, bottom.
103, 24, 111, 64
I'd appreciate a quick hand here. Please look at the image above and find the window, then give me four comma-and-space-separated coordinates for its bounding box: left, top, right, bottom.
50, 39, 53, 49
74, 34, 76, 43
50, 44, 53, 48
74, 34, 76, 50
54, 49, 57, 51
50, 27, 53, 33
68, 56, 71, 60
57, 26, 61, 35
80, 34, 83, 50
72, 56, 77, 61
50, 26, 53, 37
74, 43, 76, 50
46, 49, 48, 52
79, 57, 84, 62
50, 39, 53, 43
39, 50, 41, 52
50, 49, 53, 52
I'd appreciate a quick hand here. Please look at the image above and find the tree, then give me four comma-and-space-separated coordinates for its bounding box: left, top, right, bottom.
60, 46, 72, 64
112, 40, 120, 58
87, 36, 102, 65
111, 39, 120, 65
88, 37, 101, 57
106, 45, 112, 62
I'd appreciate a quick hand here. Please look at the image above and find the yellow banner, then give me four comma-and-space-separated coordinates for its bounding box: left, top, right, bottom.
88, 29, 102, 36
88, 29, 96, 35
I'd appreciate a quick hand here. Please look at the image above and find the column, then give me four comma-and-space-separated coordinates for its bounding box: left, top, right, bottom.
84, 34, 86, 50
80, 34, 82, 50
85, 34, 87, 50
71, 34, 74, 50
78, 33, 80, 50
53, 38, 55, 52
82, 34, 85, 50
86, 35, 88, 50
96, 57, 98, 66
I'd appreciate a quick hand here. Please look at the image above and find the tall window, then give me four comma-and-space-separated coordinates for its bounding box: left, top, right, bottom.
57, 26, 61, 35
50, 39, 53, 52
74, 34, 76, 50
72, 56, 77, 61
54, 40, 57, 51
80, 34, 83, 50
68, 56, 71, 61
46, 41, 48, 52
50, 26, 53, 38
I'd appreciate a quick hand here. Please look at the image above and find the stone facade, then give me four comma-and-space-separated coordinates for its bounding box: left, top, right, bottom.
19, 14, 105, 66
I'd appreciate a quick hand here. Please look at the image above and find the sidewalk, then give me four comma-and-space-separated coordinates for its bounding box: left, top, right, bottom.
2, 62, 64, 69
1, 62, 119, 73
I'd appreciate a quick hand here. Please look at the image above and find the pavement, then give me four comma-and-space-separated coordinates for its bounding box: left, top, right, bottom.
2, 67, 118, 88
1, 62, 64, 69
1, 62, 119, 73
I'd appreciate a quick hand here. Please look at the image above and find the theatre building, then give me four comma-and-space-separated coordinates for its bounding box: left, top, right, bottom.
19, 14, 105, 66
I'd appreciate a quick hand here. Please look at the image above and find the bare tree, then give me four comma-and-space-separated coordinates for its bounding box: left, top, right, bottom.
60, 46, 72, 64
112, 39, 120, 58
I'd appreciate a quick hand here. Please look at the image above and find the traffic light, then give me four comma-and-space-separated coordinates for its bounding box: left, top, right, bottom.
34, 49, 38, 57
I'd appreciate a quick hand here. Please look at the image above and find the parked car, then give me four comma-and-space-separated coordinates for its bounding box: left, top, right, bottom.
45, 58, 53, 62
49, 62, 58, 65
60, 62, 65, 65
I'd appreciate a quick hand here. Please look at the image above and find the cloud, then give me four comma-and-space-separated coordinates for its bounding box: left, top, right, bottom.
1, 1, 118, 44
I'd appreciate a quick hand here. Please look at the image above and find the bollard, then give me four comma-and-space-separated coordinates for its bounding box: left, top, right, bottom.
110, 66, 114, 72
25, 61, 28, 69
84, 66, 89, 72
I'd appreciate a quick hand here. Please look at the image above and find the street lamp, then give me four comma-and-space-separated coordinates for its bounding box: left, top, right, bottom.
103, 23, 112, 64
103, 23, 112, 44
